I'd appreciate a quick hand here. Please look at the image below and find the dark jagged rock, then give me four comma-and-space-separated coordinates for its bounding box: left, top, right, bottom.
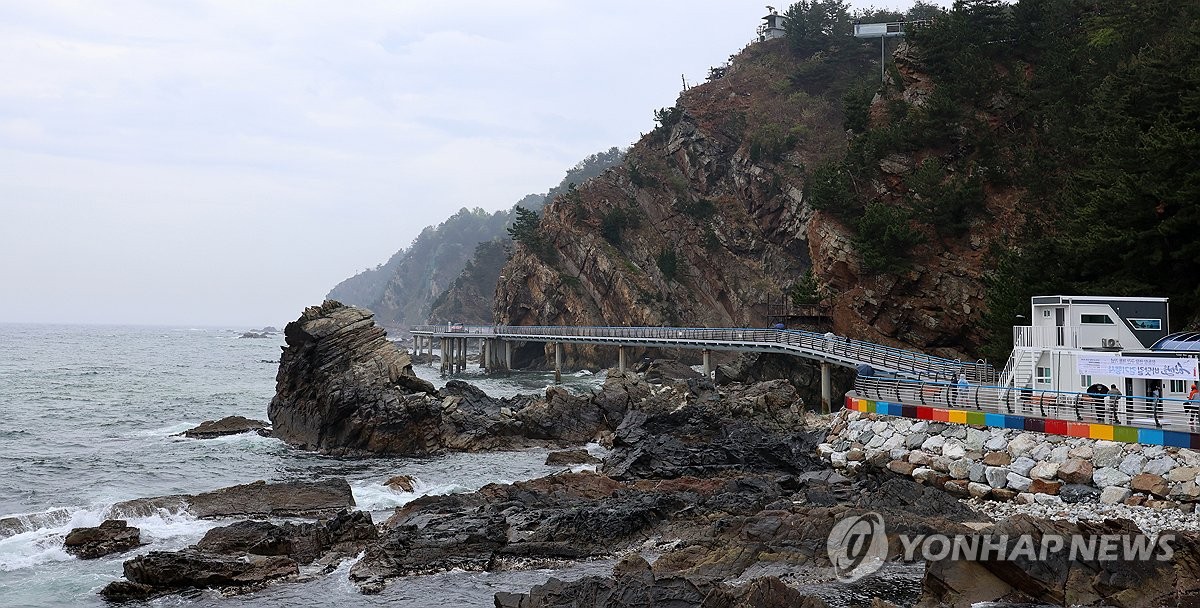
179, 415, 270, 439
267, 302, 625, 456
99, 550, 298, 601
100, 510, 376, 601
384, 475, 416, 492
195, 510, 376, 565
268, 301, 444, 456
633, 358, 702, 383
714, 353, 853, 410
189, 479, 355, 518
63, 520, 142, 559
601, 380, 821, 480
920, 515, 1200, 607
110, 479, 355, 520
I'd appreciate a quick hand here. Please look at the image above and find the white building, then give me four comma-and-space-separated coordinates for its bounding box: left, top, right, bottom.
1003, 295, 1198, 401
757, 8, 787, 42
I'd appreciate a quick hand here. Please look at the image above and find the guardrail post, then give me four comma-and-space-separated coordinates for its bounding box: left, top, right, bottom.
820, 362, 831, 415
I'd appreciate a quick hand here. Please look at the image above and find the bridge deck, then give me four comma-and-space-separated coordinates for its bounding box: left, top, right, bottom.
411, 324, 995, 382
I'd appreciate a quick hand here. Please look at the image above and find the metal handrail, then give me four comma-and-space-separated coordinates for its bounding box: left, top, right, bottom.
853, 375, 1200, 433
411, 324, 997, 382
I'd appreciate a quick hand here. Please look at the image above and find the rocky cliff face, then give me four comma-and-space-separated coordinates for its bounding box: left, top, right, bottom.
268, 301, 656, 456
267, 301, 448, 456
494, 39, 1010, 365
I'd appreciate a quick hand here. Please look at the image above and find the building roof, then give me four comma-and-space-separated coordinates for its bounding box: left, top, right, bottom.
1150, 332, 1200, 352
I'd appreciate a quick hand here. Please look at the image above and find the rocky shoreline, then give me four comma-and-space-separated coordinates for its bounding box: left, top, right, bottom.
94, 303, 1200, 605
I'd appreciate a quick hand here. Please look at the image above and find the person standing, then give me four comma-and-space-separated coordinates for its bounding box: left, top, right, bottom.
1107, 383, 1123, 424
1150, 384, 1163, 418
956, 374, 969, 408
1186, 383, 1199, 430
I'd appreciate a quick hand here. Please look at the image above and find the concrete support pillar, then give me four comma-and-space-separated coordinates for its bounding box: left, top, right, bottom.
439, 338, 448, 375
505, 341, 512, 371
480, 339, 488, 370
554, 342, 562, 384
820, 362, 832, 415
618, 346, 627, 373
702, 349, 711, 378
458, 338, 466, 372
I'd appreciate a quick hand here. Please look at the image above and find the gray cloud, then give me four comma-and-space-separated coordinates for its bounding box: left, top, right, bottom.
0, 0, 946, 326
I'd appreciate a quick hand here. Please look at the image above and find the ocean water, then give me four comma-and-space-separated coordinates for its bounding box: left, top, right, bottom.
0, 323, 606, 607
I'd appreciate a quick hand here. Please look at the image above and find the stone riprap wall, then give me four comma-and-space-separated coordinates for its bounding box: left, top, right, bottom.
820, 409, 1200, 511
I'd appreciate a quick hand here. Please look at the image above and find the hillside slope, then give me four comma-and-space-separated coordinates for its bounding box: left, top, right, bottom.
495, 0, 1200, 368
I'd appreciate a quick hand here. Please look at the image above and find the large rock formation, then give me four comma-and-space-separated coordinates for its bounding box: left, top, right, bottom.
267, 301, 445, 456
267, 301, 650, 456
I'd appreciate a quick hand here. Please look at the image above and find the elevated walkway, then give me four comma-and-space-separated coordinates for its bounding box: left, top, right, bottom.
410, 324, 997, 413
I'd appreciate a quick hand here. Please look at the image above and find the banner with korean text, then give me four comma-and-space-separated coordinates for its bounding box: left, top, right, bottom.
1076, 355, 1199, 380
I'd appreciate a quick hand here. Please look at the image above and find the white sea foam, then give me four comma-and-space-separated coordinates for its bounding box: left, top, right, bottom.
351, 477, 472, 513
0, 504, 218, 572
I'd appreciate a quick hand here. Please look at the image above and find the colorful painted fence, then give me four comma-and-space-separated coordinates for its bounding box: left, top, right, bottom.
845, 395, 1200, 449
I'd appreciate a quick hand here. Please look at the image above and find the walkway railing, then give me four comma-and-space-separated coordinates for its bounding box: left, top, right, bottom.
853, 375, 1200, 434
411, 324, 997, 382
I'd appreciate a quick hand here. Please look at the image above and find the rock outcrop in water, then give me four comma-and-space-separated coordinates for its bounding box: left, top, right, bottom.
110, 479, 355, 519
268, 301, 443, 456
100, 510, 377, 601
63, 520, 142, 559
179, 415, 270, 439
267, 301, 649, 456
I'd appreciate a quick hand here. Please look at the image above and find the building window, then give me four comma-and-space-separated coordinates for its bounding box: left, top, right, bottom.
1036, 367, 1051, 384
1129, 318, 1161, 330
1080, 375, 1092, 387
1171, 380, 1186, 393
1080, 314, 1114, 324
1042, 310, 1051, 318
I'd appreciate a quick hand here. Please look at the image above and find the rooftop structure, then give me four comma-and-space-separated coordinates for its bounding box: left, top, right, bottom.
757, 7, 787, 42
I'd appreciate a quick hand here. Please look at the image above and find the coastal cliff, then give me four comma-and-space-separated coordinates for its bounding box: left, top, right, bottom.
493, 37, 993, 367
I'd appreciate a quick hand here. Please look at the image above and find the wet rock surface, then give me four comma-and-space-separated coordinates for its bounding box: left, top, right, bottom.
99, 509, 377, 601
63, 520, 142, 559
179, 415, 271, 439
111, 479, 356, 520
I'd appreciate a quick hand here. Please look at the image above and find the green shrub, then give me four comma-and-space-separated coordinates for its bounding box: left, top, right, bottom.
748, 123, 798, 163
790, 269, 822, 307
676, 198, 716, 220
656, 248, 680, 281
805, 161, 856, 212
853, 202, 924, 272
600, 207, 641, 244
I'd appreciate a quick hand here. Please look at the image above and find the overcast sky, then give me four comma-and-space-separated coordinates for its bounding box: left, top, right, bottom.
0, 0, 945, 327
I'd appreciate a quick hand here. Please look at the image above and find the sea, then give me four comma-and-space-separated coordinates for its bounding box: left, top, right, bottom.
0, 323, 934, 607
